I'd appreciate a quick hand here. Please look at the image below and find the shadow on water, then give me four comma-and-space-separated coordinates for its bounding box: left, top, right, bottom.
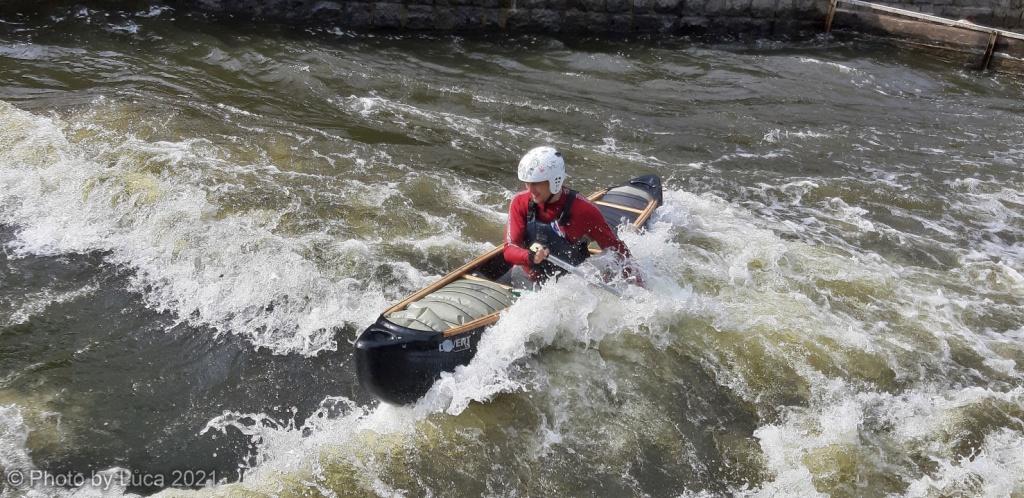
0, 225, 371, 494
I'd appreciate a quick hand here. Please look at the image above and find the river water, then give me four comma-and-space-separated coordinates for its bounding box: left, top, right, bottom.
1, 5, 1023, 497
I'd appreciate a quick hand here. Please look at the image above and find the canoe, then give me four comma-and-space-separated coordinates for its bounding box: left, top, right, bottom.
354, 175, 663, 405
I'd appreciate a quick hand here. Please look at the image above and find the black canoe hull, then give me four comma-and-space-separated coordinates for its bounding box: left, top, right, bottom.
355, 316, 485, 404
354, 175, 663, 405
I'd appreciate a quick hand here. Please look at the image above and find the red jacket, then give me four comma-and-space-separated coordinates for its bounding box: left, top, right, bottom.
504, 188, 632, 276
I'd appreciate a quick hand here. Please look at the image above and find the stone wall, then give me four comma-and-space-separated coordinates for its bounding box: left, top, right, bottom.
172, 0, 1024, 32
170, 0, 829, 35
1, 0, 1020, 33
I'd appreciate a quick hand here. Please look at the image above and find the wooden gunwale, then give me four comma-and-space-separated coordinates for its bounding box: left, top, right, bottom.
463, 273, 513, 290
594, 200, 646, 215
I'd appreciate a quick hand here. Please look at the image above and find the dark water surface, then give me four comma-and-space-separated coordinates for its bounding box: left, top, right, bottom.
1, 6, 1023, 497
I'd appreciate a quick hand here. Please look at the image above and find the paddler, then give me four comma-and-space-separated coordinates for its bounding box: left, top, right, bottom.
503, 146, 643, 286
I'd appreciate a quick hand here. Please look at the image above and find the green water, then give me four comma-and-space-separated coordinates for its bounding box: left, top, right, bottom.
1, 6, 1023, 497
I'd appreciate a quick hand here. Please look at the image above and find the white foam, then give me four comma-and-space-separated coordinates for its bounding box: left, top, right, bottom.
4, 284, 100, 326
762, 128, 830, 144
331, 94, 555, 153
469, 93, 595, 117
203, 187, 894, 492
26, 180, 1012, 496
105, 21, 140, 35
586, 137, 669, 166
903, 428, 1024, 497
180, 197, 713, 494
797, 57, 857, 74
0, 101, 439, 355
134, 5, 173, 18
0, 404, 35, 482
394, 235, 493, 254
0, 404, 139, 497
745, 383, 1024, 497
5, 89, 1024, 496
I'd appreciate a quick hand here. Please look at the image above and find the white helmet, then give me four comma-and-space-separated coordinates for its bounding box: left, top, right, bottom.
517, 146, 566, 192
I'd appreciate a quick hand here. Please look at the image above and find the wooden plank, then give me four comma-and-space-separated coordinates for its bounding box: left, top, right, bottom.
987, 51, 1024, 73
633, 197, 659, 227
832, 0, 1024, 74
443, 312, 502, 337
838, 0, 1024, 40
825, 0, 839, 33
462, 273, 513, 290
838, 8, 991, 48
594, 200, 646, 215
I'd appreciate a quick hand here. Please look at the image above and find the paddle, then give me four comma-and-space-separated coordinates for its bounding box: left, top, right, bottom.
530, 243, 622, 297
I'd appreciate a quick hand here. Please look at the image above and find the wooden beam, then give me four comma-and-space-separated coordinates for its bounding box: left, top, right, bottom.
443, 312, 502, 337
825, 0, 839, 33
832, 7, 1024, 74
839, 8, 991, 47
836, 0, 1024, 41
594, 200, 646, 215
982, 31, 999, 70
634, 197, 659, 227
830, 0, 1024, 74
462, 273, 513, 290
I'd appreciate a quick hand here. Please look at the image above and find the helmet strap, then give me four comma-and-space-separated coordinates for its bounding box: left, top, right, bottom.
546, 187, 561, 204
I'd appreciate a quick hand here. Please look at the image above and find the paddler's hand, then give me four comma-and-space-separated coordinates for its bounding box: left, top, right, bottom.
529, 243, 550, 265
532, 247, 550, 264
